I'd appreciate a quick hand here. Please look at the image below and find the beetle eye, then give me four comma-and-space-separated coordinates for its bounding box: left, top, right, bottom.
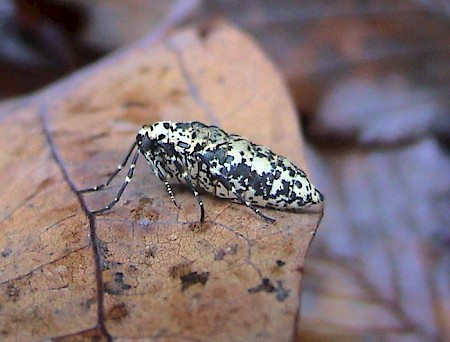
138, 134, 154, 151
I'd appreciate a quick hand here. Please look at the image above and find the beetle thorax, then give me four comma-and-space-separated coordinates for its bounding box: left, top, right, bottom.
138, 121, 174, 143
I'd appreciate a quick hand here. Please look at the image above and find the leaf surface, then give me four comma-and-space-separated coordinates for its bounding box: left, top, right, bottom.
0, 23, 322, 341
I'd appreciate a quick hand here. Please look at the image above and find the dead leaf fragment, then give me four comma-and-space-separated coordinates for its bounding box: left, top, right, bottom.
0, 22, 322, 341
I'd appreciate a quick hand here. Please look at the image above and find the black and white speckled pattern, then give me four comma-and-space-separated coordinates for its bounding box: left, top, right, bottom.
136, 121, 323, 222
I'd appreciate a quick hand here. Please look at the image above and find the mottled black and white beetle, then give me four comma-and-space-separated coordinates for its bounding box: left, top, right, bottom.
79, 121, 324, 222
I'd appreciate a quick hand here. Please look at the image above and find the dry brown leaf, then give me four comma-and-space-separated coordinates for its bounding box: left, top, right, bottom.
0, 23, 323, 341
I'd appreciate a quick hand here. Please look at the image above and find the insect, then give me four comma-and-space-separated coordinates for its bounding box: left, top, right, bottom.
79, 121, 324, 222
